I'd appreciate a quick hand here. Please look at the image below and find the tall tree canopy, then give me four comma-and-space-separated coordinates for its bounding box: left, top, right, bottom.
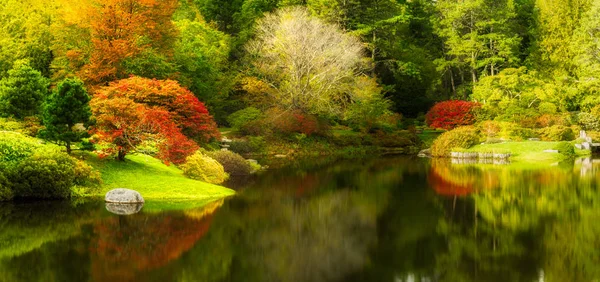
80, 0, 179, 85
246, 7, 377, 117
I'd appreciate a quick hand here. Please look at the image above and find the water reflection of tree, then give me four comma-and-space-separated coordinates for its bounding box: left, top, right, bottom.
90, 208, 216, 282
430, 159, 600, 282
176, 157, 423, 282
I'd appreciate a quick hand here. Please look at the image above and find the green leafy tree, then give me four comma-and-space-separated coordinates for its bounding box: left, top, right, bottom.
434, 0, 521, 92
0, 60, 49, 118
41, 78, 91, 154
532, 0, 591, 76
174, 18, 234, 123
572, 0, 600, 109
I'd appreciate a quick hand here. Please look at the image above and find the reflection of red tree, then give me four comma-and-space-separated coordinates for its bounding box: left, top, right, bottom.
428, 160, 501, 196
90, 211, 214, 281
428, 167, 474, 196
295, 174, 320, 197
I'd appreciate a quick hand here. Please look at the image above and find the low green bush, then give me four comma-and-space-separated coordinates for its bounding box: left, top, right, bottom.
227, 107, 263, 129
229, 136, 266, 154
0, 118, 24, 131
0, 132, 42, 164
431, 126, 480, 157
554, 141, 575, 160
182, 152, 229, 184
330, 132, 364, 147
207, 150, 252, 176
0, 173, 13, 201
372, 130, 416, 148
8, 149, 77, 199
538, 125, 575, 141
0, 132, 102, 200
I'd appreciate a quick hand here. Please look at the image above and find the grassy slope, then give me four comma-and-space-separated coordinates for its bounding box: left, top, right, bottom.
466, 141, 590, 163
84, 153, 235, 210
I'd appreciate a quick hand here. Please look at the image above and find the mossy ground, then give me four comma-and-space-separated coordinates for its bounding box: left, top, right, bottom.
82, 153, 235, 210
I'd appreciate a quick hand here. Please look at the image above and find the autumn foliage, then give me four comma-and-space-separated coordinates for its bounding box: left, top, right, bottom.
81, 0, 178, 84
90, 77, 219, 164
425, 100, 480, 130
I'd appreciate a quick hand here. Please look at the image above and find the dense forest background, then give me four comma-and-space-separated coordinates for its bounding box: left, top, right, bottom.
1, 0, 600, 123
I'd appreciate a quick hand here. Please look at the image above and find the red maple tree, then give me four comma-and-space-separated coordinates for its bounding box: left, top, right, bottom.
425, 100, 480, 130
90, 77, 219, 164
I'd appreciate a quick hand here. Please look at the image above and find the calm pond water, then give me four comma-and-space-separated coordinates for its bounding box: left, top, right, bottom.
1, 156, 600, 282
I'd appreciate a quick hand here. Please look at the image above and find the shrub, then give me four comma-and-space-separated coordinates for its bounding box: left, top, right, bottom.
331, 132, 364, 147
587, 131, 600, 141
577, 112, 600, 131
227, 107, 263, 129
0, 173, 13, 201
8, 149, 77, 199
266, 108, 328, 136
207, 150, 252, 176
425, 100, 479, 130
431, 126, 480, 157
229, 136, 266, 154
554, 141, 575, 160
0, 132, 43, 164
73, 160, 102, 188
239, 119, 270, 136
538, 125, 575, 141
535, 114, 570, 128
0, 118, 24, 131
372, 130, 416, 148
182, 152, 228, 184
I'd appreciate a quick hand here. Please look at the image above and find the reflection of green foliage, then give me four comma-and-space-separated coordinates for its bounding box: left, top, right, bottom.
0, 202, 101, 260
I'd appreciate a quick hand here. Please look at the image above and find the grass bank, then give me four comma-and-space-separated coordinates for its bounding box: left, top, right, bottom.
465, 141, 590, 163
83, 153, 235, 210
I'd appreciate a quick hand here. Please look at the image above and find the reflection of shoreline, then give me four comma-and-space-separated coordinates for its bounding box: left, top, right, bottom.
575, 157, 600, 178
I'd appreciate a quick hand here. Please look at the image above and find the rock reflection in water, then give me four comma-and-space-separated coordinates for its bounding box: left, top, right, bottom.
105, 202, 143, 215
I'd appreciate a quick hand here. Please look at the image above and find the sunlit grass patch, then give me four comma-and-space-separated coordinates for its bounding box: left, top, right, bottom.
83, 153, 235, 202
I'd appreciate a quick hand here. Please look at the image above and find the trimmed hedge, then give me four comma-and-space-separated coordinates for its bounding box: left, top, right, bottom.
431, 126, 480, 157
182, 152, 229, 184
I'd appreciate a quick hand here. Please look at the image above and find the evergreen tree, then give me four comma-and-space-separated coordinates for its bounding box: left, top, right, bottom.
0, 60, 49, 118
42, 78, 91, 154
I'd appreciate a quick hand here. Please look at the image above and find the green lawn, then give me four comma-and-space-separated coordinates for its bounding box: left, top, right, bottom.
466, 141, 590, 163
83, 153, 235, 210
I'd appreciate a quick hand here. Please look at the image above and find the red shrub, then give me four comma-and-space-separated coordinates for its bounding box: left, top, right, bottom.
426, 100, 479, 130
270, 109, 321, 136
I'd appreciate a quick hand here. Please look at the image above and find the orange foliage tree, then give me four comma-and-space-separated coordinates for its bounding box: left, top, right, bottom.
90, 76, 219, 164
81, 0, 178, 85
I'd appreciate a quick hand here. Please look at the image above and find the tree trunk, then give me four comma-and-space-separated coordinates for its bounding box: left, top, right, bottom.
66, 141, 71, 154
371, 30, 377, 76
117, 150, 126, 161
449, 68, 456, 98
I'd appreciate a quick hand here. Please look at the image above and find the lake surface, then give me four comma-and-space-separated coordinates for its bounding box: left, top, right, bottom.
1, 156, 599, 282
